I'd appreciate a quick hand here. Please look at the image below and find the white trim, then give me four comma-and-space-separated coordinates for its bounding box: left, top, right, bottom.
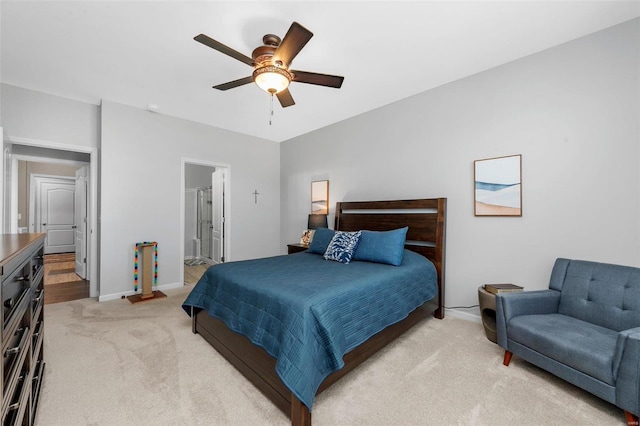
10, 157, 18, 234
98, 281, 184, 302
181, 158, 231, 287
6, 135, 91, 154
12, 153, 88, 167
0, 128, 4, 233
4, 135, 99, 298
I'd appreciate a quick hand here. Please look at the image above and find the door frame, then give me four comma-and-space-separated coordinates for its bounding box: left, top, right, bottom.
181, 158, 230, 285
3, 136, 99, 298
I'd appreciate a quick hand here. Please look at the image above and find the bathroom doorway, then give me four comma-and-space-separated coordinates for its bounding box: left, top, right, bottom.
183, 161, 228, 285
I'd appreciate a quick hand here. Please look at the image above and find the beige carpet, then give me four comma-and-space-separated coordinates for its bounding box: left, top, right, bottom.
37, 285, 622, 426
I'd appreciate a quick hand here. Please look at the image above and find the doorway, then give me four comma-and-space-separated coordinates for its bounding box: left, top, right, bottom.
3, 140, 97, 301
27, 169, 90, 304
182, 161, 229, 285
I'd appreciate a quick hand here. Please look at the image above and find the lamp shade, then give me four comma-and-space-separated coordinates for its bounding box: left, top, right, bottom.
308, 214, 328, 230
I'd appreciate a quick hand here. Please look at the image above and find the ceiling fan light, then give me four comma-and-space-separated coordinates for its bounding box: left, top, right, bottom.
253, 66, 292, 94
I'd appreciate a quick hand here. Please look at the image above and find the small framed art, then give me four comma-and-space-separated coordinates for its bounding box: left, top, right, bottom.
474, 154, 522, 216
311, 180, 329, 215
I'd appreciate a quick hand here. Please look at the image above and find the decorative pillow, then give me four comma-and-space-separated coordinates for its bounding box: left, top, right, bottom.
307, 227, 336, 254
353, 226, 408, 266
323, 231, 362, 264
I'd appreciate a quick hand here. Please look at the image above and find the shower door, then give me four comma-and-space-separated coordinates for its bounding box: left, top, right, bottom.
197, 187, 213, 261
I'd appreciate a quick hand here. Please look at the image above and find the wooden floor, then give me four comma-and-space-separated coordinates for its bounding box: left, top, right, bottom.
43, 256, 211, 303
44, 253, 89, 304
184, 262, 210, 285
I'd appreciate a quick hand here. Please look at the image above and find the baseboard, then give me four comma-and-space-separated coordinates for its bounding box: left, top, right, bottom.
445, 308, 482, 323
98, 281, 184, 302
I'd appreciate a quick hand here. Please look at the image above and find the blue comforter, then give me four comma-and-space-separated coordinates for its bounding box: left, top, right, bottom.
182, 249, 437, 410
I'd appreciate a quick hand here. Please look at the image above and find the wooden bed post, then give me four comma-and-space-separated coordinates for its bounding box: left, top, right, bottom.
291, 397, 311, 426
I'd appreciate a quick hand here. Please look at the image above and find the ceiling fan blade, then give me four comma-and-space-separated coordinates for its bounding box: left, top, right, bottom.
276, 88, 295, 108
291, 70, 344, 88
194, 34, 255, 67
213, 76, 254, 91
273, 22, 313, 68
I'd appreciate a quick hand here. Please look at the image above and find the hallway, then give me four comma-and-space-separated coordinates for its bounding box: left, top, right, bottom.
44, 253, 89, 304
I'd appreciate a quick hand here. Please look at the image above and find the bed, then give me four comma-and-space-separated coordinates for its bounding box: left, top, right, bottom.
183, 198, 446, 425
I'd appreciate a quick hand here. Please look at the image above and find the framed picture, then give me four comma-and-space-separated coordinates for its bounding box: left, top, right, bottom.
300, 229, 314, 246
311, 180, 329, 215
474, 154, 522, 216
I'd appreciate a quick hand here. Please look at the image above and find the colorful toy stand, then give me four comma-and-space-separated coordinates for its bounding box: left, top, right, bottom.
127, 242, 166, 304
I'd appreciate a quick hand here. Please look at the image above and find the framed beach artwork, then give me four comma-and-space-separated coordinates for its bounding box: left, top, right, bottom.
474, 155, 522, 216
311, 180, 329, 215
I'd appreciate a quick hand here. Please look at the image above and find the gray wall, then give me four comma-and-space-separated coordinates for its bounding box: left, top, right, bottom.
1, 84, 100, 148
100, 101, 281, 299
1, 84, 101, 295
1, 85, 281, 301
280, 19, 640, 312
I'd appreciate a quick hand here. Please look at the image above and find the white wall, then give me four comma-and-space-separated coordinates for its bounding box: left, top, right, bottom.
100, 101, 280, 300
280, 19, 640, 311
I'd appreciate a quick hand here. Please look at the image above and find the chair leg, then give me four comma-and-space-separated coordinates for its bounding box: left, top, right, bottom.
625, 410, 639, 426
503, 350, 513, 366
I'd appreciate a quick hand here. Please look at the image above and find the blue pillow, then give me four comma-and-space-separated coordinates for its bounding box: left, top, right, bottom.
324, 231, 362, 264
307, 227, 336, 254
353, 226, 408, 266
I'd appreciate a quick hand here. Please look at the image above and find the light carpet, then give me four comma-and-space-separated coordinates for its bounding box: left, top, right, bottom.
37, 284, 622, 426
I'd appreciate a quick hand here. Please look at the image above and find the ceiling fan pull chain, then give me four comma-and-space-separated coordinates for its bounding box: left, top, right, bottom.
269, 92, 274, 126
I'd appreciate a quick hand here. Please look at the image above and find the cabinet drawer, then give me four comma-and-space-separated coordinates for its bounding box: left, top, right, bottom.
2, 289, 30, 352
3, 368, 31, 426
2, 326, 30, 416
1, 247, 34, 291
32, 321, 43, 359
32, 290, 44, 323
30, 252, 44, 284
31, 360, 45, 424
30, 265, 44, 293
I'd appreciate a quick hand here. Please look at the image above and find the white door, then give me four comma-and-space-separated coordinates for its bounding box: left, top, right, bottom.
74, 167, 88, 278
39, 180, 76, 254
211, 169, 225, 263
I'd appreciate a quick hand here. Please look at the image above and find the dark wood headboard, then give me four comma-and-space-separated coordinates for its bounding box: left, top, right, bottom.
335, 198, 447, 318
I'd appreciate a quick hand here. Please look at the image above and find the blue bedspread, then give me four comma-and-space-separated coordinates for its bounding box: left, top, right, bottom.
182, 249, 437, 410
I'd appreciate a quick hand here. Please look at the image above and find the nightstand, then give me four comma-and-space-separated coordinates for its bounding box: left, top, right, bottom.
478, 284, 523, 344
287, 243, 308, 254
478, 286, 498, 343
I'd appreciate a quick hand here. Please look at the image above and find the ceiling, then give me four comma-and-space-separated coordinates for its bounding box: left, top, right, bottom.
2, 1, 639, 143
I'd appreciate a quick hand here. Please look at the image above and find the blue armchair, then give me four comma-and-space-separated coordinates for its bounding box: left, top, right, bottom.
496, 258, 640, 424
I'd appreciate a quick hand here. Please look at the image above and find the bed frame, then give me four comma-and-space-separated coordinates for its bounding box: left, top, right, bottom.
191, 198, 446, 426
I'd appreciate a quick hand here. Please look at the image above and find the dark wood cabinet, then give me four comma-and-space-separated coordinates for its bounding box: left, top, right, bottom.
287, 243, 308, 254
0, 234, 46, 425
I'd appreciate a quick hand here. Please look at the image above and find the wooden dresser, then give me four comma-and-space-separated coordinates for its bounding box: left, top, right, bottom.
0, 234, 46, 425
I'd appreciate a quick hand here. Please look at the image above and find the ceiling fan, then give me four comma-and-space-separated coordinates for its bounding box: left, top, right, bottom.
194, 21, 344, 108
